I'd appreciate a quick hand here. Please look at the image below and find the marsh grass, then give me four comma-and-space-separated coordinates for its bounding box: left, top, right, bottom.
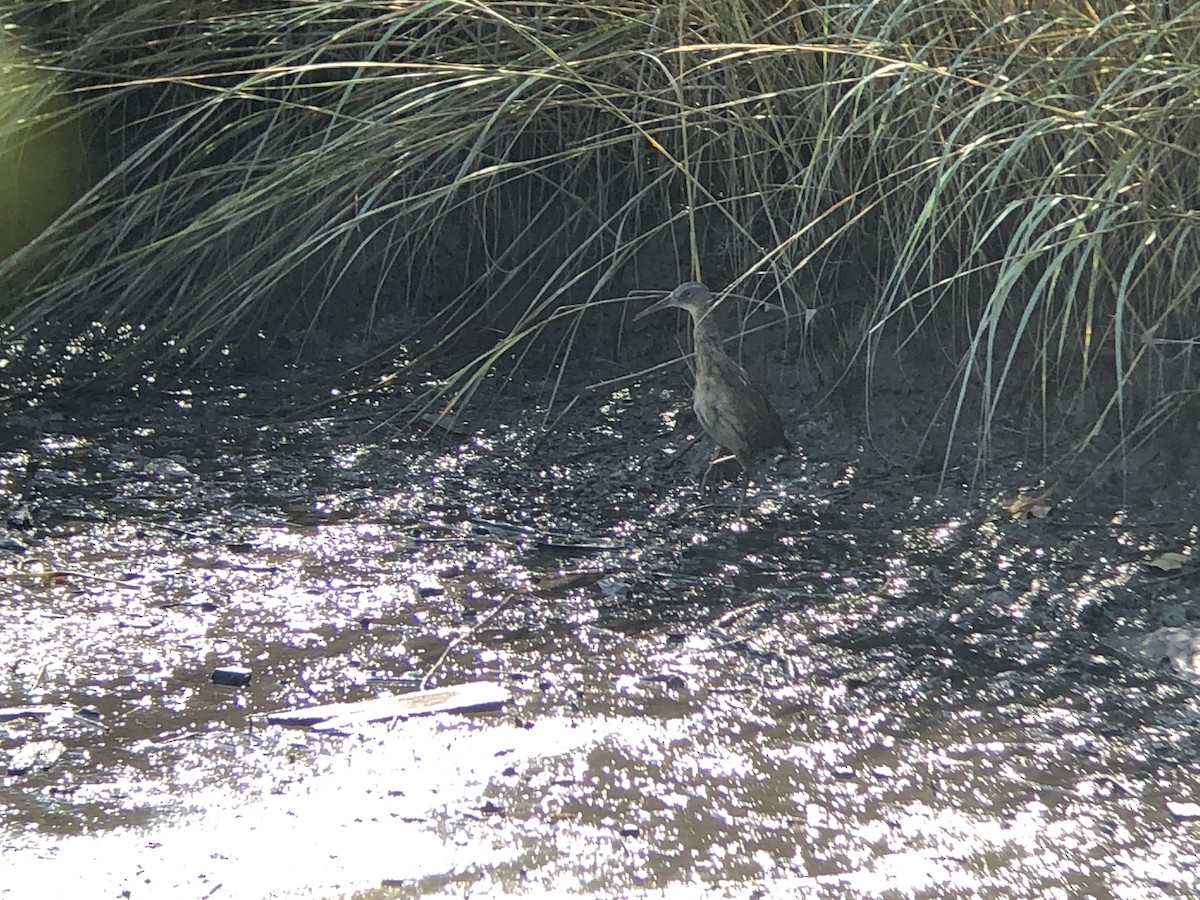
3, 0, 1200, 476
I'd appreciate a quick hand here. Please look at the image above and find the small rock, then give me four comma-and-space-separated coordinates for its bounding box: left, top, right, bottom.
144, 459, 193, 479
212, 666, 253, 686
1159, 604, 1189, 628
7, 739, 66, 775
414, 576, 444, 597
1110, 628, 1200, 684
597, 576, 629, 600
1166, 801, 1200, 820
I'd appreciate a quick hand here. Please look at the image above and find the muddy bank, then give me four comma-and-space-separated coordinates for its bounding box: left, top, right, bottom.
1, 343, 1199, 898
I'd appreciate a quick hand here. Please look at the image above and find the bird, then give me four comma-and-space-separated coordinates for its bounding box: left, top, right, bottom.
636, 281, 794, 509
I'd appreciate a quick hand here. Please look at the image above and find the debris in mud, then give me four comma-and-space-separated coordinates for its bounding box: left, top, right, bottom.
0, 705, 106, 734
1145, 551, 1190, 573
7, 739, 65, 776
0, 705, 73, 722
1109, 627, 1200, 684
6, 503, 34, 528
212, 665, 254, 686
266, 681, 510, 731
597, 576, 629, 599
413, 575, 445, 597
1167, 801, 1200, 820
1005, 486, 1055, 519
140, 458, 194, 479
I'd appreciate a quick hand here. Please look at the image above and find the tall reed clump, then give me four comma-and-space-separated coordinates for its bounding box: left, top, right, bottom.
2, 0, 1200, 469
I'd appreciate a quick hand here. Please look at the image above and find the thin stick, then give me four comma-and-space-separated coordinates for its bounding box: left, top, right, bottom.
419, 594, 517, 691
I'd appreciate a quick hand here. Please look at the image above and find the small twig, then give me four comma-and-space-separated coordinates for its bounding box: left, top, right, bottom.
148, 522, 211, 541
419, 594, 517, 691
531, 393, 583, 454
10, 569, 142, 590
561, 440, 624, 463
663, 432, 705, 467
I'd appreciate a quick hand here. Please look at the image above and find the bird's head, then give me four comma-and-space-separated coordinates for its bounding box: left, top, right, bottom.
634, 281, 715, 321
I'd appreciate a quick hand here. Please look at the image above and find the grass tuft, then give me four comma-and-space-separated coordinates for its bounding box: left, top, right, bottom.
3, 0, 1200, 476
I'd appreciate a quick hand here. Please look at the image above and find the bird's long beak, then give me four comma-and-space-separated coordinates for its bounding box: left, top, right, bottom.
633, 294, 675, 321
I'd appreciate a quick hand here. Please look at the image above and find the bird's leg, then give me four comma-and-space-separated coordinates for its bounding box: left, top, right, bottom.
736, 465, 751, 514
700, 450, 736, 491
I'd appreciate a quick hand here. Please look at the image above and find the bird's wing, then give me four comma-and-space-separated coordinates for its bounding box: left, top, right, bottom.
695, 350, 791, 463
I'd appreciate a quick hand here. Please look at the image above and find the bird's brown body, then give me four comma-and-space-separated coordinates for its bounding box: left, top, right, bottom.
636, 281, 793, 506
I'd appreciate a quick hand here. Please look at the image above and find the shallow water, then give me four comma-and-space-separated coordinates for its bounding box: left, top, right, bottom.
1, 364, 1198, 898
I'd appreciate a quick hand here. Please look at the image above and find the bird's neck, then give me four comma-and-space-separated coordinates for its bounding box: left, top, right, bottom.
689, 310, 727, 376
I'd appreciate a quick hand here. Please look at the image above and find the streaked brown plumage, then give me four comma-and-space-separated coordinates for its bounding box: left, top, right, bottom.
636, 281, 793, 508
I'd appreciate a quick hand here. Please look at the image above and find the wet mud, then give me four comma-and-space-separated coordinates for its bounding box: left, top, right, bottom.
1, 346, 1199, 898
